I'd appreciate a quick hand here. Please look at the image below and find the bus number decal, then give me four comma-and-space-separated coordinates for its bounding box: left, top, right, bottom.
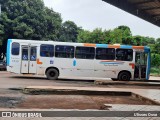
50, 59, 54, 64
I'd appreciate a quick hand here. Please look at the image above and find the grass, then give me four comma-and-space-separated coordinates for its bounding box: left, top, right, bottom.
150, 67, 160, 76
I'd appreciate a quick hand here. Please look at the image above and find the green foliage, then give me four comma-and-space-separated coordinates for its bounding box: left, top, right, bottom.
59, 21, 80, 42
77, 28, 111, 44
151, 54, 160, 66
156, 38, 160, 44
150, 67, 160, 76
132, 36, 156, 46
0, 0, 62, 53
116, 25, 132, 44
148, 37, 160, 68
151, 53, 160, 75
110, 28, 123, 44
77, 25, 133, 45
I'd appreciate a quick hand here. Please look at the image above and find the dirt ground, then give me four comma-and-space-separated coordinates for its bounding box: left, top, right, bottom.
17, 95, 153, 110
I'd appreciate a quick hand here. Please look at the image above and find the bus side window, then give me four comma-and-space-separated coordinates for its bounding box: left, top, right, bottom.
40, 44, 54, 57
75, 47, 95, 59
96, 48, 115, 60
11, 42, 20, 55
55, 45, 74, 58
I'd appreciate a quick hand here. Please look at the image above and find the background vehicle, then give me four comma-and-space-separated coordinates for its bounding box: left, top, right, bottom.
7, 39, 151, 81
0, 60, 6, 71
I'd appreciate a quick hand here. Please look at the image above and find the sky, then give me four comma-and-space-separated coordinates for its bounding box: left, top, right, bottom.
43, 0, 160, 39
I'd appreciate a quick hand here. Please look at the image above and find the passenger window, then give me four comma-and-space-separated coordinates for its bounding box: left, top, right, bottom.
135, 53, 141, 64
22, 48, 28, 60
76, 47, 95, 59
30, 47, 37, 61
40, 45, 54, 57
141, 53, 147, 65
96, 48, 115, 60
55, 45, 74, 58
12, 42, 20, 55
116, 49, 133, 61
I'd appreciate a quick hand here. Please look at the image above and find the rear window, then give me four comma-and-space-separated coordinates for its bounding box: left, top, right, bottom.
11, 42, 20, 55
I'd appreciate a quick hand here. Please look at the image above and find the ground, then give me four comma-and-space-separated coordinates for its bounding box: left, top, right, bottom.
0, 71, 160, 109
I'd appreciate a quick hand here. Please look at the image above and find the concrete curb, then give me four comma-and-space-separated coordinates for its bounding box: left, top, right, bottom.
95, 80, 160, 86
23, 88, 132, 96
132, 93, 160, 105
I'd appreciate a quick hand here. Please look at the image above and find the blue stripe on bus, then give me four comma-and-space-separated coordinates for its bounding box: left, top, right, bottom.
7, 39, 12, 66
96, 44, 108, 48
120, 45, 132, 49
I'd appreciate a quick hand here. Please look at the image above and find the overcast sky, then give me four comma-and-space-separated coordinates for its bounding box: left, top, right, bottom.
43, 0, 160, 39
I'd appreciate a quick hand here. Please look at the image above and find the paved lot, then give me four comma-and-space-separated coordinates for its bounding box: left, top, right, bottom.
0, 71, 160, 120
0, 71, 160, 89
150, 76, 160, 80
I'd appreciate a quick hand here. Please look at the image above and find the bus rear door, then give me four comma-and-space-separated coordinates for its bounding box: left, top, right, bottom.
21, 45, 37, 74
134, 52, 147, 80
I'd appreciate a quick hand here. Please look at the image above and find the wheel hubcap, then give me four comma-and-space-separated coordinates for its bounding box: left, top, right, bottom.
50, 71, 55, 77
122, 75, 128, 80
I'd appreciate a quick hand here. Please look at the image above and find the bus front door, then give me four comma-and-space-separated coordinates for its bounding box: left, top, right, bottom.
21, 46, 37, 74
134, 52, 147, 80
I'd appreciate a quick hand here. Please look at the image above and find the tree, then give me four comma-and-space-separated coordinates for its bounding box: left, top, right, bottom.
117, 25, 132, 37
117, 25, 132, 45
133, 36, 142, 46
90, 28, 104, 43
77, 29, 92, 43
122, 36, 136, 45
145, 37, 155, 44
59, 21, 81, 42
0, 0, 62, 53
77, 28, 111, 44
154, 38, 160, 54
110, 28, 123, 44
156, 38, 160, 44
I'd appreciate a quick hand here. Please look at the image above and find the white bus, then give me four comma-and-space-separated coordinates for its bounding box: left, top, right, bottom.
7, 39, 151, 81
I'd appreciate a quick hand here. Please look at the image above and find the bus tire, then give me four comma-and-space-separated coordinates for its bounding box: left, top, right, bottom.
46, 68, 59, 80
118, 72, 130, 81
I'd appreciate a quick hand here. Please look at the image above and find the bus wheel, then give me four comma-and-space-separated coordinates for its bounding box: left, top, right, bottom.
111, 78, 118, 81
46, 68, 59, 80
118, 72, 130, 81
